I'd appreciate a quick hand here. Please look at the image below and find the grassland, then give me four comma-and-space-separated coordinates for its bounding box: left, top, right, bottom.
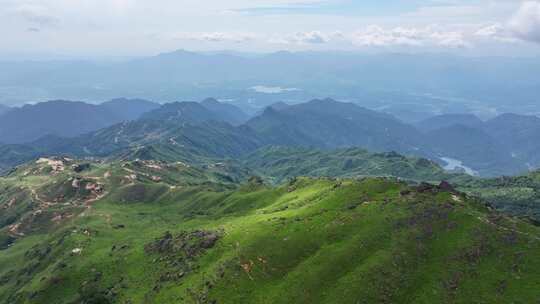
1, 158, 539, 303
458, 170, 540, 222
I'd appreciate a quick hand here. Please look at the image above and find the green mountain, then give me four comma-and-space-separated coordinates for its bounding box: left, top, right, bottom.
246, 98, 426, 154
100, 98, 160, 122
415, 114, 484, 132
1, 157, 539, 303
243, 146, 454, 184
139, 101, 222, 124
425, 125, 526, 176
0, 144, 43, 173
416, 112, 540, 176
483, 113, 540, 168
458, 170, 540, 222
3, 98, 540, 179
200, 98, 250, 126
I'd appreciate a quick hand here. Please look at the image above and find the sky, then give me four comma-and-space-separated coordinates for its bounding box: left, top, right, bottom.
1, 0, 540, 58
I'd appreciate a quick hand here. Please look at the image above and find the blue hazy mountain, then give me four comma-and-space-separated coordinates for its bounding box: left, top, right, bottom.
1, 51, 539, 117
1, 98, 540, 177
0, 105, 10, 116
0, 98, 158, 144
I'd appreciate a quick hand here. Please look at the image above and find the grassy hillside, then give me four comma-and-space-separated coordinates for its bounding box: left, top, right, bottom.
244, 146, 457, 184
1, 159, 539, 303
458, 170, 540, 222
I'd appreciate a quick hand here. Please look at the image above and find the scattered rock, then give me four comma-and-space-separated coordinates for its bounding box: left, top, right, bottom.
72, 163, 91, 173
416, 182, 436, 193
438, 181, 456, 193
400, 189, 411, 196
72, 178, 82, 188
144, 230, 222, 283
451, 195, 462, 203
36, 157, 65, 172
85, 183, 104, 194
415, 182, 458, 194
200, 233, 219, 249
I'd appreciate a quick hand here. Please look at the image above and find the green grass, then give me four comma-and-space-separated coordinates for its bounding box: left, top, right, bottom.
458, 170, 540, 221
243, 146, 458, 184
1, 171, 539, 303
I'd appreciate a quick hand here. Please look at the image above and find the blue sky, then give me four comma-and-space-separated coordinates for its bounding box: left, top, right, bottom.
0, 0, 539, 58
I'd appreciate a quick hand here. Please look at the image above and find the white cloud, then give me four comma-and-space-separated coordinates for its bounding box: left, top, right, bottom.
472, 2, 540, 45
357, 26, 427, 47
270, 31, 346, 45
475, 23, 518, 43
348, 26, 469, 48
167, 27, 473, 49
431, 31, 469, 48
508, 1, 540, 43
0, 0, 537, 56
476, 23, 505, 37
9, 3, 59, 26
173, 32, 256, 43
288, 31, 329, 44
251, 85, 300, 93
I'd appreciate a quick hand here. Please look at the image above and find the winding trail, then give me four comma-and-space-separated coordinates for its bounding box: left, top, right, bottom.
475, 215, 540, 241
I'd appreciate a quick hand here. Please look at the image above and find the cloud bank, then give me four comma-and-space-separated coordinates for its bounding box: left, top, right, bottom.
509, 1, 540, 44
0, 0, 539, 57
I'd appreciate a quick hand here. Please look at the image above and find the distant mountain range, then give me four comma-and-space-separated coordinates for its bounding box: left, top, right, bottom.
139, 98, 247, 126
100, 98, 160, 121
200, 98, 250, 125
246, 98, 426, 154
1, 97, 540, 177
0, 98, 249, 145
2, 50, 540, 117
0, 99, 159, 144
0, 105, 10, 116
415, 114, 484, 132
417, 112, 540, 175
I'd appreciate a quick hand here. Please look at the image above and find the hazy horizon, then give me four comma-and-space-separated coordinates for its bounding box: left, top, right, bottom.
1, 0, 540, 59
3, 48, 540, 63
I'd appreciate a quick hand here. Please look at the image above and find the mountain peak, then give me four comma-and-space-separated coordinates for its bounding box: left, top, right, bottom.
141, 100, 248, 126
200, 97, 220, 105
416, 113, 484, 132
200, 98, 249, 125
307, 97, 339, 105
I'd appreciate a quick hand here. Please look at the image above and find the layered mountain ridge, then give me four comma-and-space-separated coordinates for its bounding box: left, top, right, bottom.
1, 98, 540, 177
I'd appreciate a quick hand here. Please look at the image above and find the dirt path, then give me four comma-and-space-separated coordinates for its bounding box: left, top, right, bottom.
476, 215, 540, 241
30, 188, 55, 208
